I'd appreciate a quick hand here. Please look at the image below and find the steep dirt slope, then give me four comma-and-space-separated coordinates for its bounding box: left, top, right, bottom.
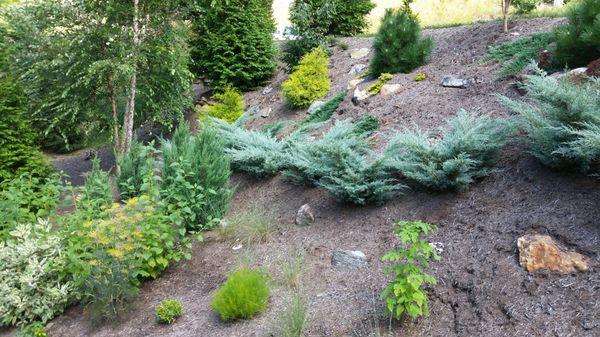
8, 17, 598, 337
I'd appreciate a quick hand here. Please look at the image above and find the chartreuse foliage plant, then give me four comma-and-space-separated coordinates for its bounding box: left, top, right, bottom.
192, 0, 276, 91
200, 85, 245, 124
161, 122, 232, 231
367, 73, 393, 95
500, 68, 600, 173
17, 321, 48, 337
155, 298, 184, 324
381, 220, 440, 320
281, 48, 331, 108
483, 32, 555, 78
384, 110, 512, 191
369, 5, 433, 77
0, 219, 74, 326
554, 0, 600, 68
211, 267, 270, 321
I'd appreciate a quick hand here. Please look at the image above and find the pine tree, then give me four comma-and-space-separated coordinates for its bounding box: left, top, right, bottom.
554, 0, 600, 68
192, 0, 277, 91
369, 3, 433, 77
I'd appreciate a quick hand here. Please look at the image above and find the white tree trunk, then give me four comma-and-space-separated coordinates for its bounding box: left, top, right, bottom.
121, 0, 140, 155
502, 0, 512, 33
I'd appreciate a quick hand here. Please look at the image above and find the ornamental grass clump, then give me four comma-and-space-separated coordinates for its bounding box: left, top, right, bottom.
281, 48, 331, 108
500, 68, 600, 173
384, 110, 512, 191
211, 268, 270, 321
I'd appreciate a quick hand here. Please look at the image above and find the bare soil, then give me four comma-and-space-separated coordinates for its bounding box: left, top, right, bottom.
5, 18, 598, 337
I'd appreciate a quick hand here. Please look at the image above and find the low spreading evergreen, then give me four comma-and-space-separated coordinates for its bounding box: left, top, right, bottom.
384, 111, 512, 191
484, 32, 556, 78
500, 69, 600, 173
300, 92, 346, 127
369, 5, 433, 76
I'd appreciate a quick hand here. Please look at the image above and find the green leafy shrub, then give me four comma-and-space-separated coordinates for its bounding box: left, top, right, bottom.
0, 219, 74, 326
281, 48, 331, 108
381, 220, 440, 319
513, 0, 541, 14
500, 69, 600, 173
290, 0, 375, 37
367, 73, 393, 95
300, 92, 346, 126
191, 0, 276, 90
16, 322, 48, 337
484, 32, 555, 78
78, 159, 113, 213
0, 174, 61, 240
554, 0, 600, 68
155, 298, 183, 324
117, 140, 156, 199
201, 85, 245, 124
369, 6, 433, 77
161, 123, 232, 231
213, 118, 288, 176
384, 110, 512, 191
211, 268, 270, 321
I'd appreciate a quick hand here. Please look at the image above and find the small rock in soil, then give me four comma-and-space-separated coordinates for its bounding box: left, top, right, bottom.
307, 100, 325, 114
349, 64, 367, 77
352, 86, 370, 104
261, 107, 272, 118
380, 83, 402, 96
331, 250, 367, 270
517, 234, 589, 273
295, 204, 315, 226
261, 86, 273, 95
441, 75, 468, 88
350, 48, 370, 60
347, 79, 364, 90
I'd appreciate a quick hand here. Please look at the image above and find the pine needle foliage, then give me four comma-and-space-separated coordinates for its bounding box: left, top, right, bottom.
281, 48, 331, 108
352, 114, 381, 137
500, 69, 600, 173
369, 6, 433, 77
191, 0, 277, 91
300, 92, 346, 127
483, 32, 555, 78
290, 0, 375, 37
554, 0, 600, 68
384, 110, 512, 191
211, 267, 270, 321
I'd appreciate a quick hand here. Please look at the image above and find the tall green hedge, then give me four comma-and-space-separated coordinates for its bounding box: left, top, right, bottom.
192, 0, 277, 91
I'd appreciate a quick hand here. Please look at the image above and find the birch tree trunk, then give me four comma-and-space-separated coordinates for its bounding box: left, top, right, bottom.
121, 0, 140, 155
502, 0, 512, 33
107, 74, 121, 174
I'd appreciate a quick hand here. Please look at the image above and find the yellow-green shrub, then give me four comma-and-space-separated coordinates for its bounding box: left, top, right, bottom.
281, 48, 330, 108
211, 267, 270, 321
201, 86, 245, 124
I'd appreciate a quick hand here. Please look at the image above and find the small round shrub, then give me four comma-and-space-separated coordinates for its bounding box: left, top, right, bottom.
369, 7, 433, 77
513, 0, 541, 14
281, 48, 330, 108
211, 268, 270, 321
200, 86, 245, 124
155, 299, 183, 324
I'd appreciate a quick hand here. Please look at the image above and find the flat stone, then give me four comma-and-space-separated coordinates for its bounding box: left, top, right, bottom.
347, 79, 364, 90
352, 87, 370, 104
261, 86, 273, 95
295, 204, 314, 226
517, 234, 588, 273
261, 107, 272, 118
307, 100, 325, 114
380, 83, 402, 96
441, 75, 468, 88
332, 250, 367, 270
349, 63, 367, 77
350, 48, 370, 59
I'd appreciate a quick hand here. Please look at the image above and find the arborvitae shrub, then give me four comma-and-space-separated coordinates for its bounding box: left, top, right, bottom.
369, 7, 433, 77
281, 48, 331, 108
300, 92, 346, 126
484, 32, 556, 78
290, 0, 375, 37
554, 0, 600, 68
200, 85, 245, 124
161, 123, 232, 231
384, 111, 512, 191
500, 69, 600, 173
211, 268, 270, 321
192, 0, 277, 91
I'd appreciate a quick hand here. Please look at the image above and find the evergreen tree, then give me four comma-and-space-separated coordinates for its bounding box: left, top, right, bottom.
191, 0, 277, 91
290, 0, 375, 37
369, 3, 433, 77
554, 0, 600, 68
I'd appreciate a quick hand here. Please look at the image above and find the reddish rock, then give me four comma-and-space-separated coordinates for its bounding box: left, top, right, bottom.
517, 234, 588, 273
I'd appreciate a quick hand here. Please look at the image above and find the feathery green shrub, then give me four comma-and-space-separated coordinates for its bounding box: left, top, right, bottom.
352, 114, 381, 137
155, 299, 183, 324
78, 159, 113, 213
554, 0, 600, 68
211, 268, 270, 321
484, 32, 555, 78
500, 69, 600, 173
300, 92, 346, 126
369, 7, 433, 77
513, 0, 541, 14
191, 0, 276, 91
117, 140, 156, 199
201, 85, 245, 124
161, 123, 232, 231
384, 110, 512, 191
281, 48, 331, 108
